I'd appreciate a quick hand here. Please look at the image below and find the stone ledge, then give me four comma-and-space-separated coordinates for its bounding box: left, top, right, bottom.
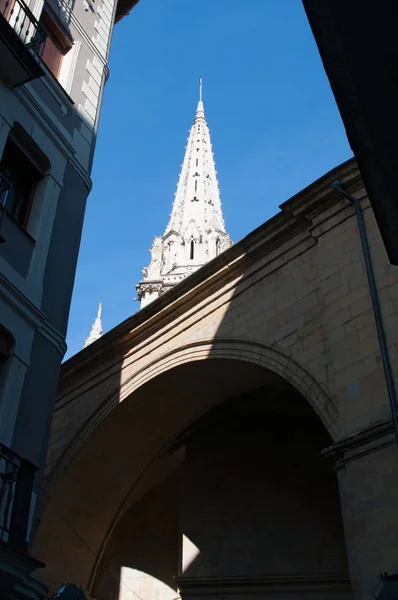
175, 573, 352, 597
322, 419, 396, 469
58, 158, 359, 389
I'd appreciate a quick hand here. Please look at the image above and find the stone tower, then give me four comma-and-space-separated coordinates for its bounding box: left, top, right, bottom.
136, 79, 232, 308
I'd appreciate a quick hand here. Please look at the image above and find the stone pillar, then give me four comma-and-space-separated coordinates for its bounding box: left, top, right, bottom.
324, 421, 398, 599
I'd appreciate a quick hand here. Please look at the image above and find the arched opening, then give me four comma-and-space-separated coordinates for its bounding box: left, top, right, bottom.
190, 240, 194, 260
34, 357, 349, 599
215, 237, 220, 256
92, 377, 350, 600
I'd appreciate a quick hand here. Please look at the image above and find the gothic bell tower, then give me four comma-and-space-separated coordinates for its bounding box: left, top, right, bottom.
136, 79, 232, 308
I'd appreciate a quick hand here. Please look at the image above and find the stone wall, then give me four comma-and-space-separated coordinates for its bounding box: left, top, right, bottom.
181, 410, 348, 579
93, 391, 352, 599
94, 473, 180, 600
33, 161, 398, 598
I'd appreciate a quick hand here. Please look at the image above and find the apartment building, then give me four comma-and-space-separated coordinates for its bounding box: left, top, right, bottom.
0, 0, 139, 596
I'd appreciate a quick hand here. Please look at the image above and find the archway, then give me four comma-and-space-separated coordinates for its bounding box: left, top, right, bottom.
33, 355, 348, 598
92, 379, 351, 600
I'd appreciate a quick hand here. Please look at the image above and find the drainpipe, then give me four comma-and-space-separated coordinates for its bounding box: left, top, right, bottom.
332, 181, 398, 447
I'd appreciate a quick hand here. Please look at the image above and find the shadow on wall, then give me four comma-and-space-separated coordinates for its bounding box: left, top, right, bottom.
91, 378, 351, 600
32, 161, 398, 600
93, 471, 181, 600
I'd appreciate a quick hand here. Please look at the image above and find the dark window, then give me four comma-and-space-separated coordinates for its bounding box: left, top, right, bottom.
190, 240, 194, 260
194, 180, 197, 192
0, 326, 14, 404
0, 326, 13, 365
39, 6, 73, 79
0, 138, 41, 228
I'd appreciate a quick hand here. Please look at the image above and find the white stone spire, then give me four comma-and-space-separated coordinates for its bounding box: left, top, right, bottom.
136, 80, 232, 308
83, 303, 103, 348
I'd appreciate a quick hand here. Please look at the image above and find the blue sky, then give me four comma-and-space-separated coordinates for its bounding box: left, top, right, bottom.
65, 0, 352, 359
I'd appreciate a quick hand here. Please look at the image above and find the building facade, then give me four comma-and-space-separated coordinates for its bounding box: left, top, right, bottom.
136, 80, 232, 309
33, 158, 398, 600
0, 0, 139, 596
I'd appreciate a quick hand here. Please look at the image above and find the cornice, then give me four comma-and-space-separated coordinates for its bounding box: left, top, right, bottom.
279, 157, 360, 217
0, 273, 67, 357
15, 86, 75, 156
59, 157, 360, 386
322, 419, 395, 470
175, 573, 351, 595
59, 225, 315, 393
30, 68, 75, 116
14, 86, 92, 192
115, 0, 140, 23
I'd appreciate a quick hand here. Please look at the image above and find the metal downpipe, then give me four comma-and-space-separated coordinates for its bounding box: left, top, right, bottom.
332, 181, 398, 447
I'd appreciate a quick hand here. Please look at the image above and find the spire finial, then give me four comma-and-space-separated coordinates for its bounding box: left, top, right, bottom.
196, 77, 204, 116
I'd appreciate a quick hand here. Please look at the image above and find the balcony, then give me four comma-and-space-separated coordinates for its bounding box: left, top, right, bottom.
0, 442, 47, 599
0, 0, 46, 86
0, 441, 37, 551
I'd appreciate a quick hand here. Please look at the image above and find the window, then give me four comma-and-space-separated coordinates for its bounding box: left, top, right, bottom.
216, 237, 221, 256
194, 180, 197, 192
0, 327, 13, 365
190, 240, 194, 260
39, 6, 73, 79
196, 158, 198, 166
0, 138, 41, 228
0, 326, 14, 389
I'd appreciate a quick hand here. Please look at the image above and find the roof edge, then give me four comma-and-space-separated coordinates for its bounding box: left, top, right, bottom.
115, 0, 140, 24
61, 157, 359, 383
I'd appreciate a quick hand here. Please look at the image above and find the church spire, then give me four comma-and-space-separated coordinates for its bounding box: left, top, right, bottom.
83, 303, 103, 349
136, 80, 232, 309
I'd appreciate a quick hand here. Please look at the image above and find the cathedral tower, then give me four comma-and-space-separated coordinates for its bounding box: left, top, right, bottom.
136, 79, 232, 308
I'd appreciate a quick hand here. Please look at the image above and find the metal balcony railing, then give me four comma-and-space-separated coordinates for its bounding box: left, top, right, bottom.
0, 0, 47, 61
0, 442, 37, 551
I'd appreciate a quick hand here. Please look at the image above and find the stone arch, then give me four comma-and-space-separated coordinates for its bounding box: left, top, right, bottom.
119, 338, 339, 438
36, 345, 342, 595
46, 338, 339, 498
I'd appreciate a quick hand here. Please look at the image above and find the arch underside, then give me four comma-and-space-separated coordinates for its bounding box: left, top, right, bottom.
93, 392, 351, 600
48, 339, 339, 498
34, 343, 342, 595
